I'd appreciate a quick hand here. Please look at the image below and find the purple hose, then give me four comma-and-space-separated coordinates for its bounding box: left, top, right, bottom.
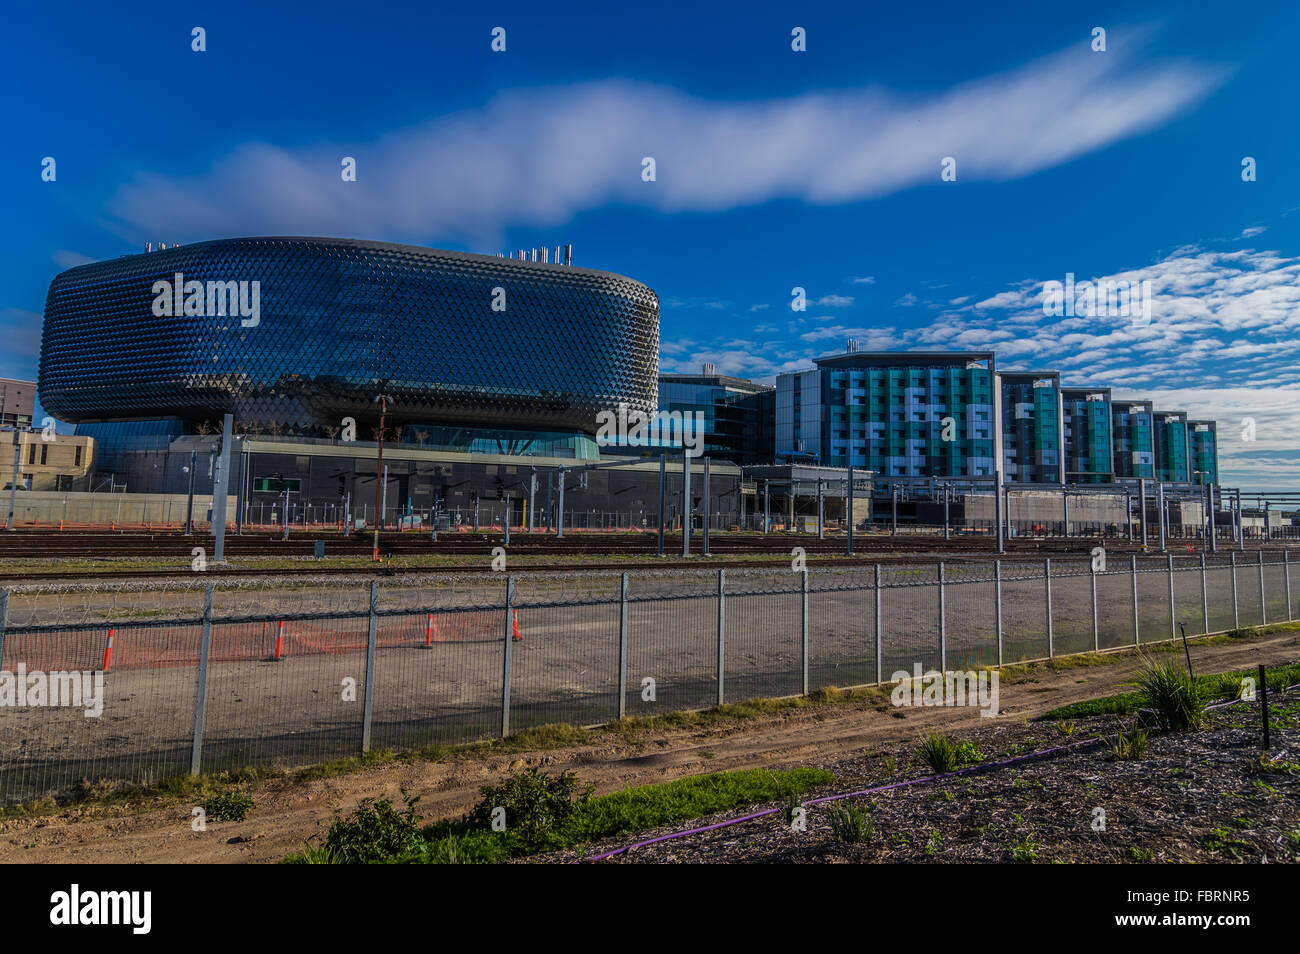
578, 679, 1299, 863
578, 736, 1103, 863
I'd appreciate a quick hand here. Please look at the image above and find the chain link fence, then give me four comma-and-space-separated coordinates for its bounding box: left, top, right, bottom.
0, 551, 1295, 804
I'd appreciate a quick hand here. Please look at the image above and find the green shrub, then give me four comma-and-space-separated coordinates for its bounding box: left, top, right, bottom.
464, 767, 591, 854
919, 732, 957, 772
1010, 838, 1040, 862
323, 790, 424, 864
918, 733, 982, 772
1135, 658, 1204, 730
203, 790, 254, 822
1110, 723, 1149, 761
827, 801, 875, 844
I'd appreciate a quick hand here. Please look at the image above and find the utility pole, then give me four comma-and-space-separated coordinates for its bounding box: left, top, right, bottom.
656, 455, 666, 556
212, 414, 233, 562
371, 393, 392, 561
681, 453, 691, 557
556, 466, 566, 539
701, 457, 711, 556
817, 479, 824, 540
5, 428, 20, 531
528, 468, 536, 533
846, 465, 855, 555
184, 448, 197, 535
994, 471, 1004, 554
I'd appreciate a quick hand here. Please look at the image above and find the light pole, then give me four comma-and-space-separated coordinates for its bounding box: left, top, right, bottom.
372, 392, 393, 561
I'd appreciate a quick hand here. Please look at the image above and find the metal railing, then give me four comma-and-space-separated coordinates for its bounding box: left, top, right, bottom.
0, 551, 1294, 803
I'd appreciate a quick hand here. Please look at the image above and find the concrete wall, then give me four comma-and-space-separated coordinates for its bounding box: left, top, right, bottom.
4, 491, 237, 527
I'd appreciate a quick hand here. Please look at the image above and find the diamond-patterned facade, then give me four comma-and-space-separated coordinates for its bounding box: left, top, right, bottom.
39, 237, 660, 434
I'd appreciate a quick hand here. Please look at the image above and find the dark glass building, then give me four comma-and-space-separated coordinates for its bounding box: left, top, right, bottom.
38, 237, 659, 454
657, 369, 775, 465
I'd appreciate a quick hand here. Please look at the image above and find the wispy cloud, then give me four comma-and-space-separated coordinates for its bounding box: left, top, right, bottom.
106, 38, 1226, 244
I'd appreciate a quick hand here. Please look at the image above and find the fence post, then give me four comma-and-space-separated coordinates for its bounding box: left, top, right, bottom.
994, 560, 1003, 669
1167, 553, 1176, 643
1231, 551, 1239, 629
501, 576, 515, 737
874, 563, 883, 685
0, 589, 9, 671
617, 573, 629, 719
1200, 552, 1209, 635
1044, 558, 1054, 658
189, 584, 214, 776
801, 568, 809, 696
361, 580, 378, 753
716, 569, 726, 706
1131, 555, 1140, 645
1258, 550, 1266, 625
1091, 560, 1100, 653
938, 561, 946, 671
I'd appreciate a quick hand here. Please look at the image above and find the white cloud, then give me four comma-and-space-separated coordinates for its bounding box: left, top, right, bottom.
52, 250, 96, 270
814, 294, 854, 307
105, 39, 1226, 244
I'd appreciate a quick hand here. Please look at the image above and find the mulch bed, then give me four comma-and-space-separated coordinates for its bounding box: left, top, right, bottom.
549, 688, 1300, 864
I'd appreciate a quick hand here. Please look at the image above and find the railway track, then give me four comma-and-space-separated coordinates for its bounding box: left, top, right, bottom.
0, 528, 1268, 582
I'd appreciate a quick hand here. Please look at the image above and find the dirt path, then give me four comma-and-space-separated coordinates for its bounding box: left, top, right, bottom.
3, 628, 1296, 864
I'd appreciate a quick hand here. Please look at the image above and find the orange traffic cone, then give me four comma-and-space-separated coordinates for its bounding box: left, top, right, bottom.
512, 608, 522, 641
102, 629, 115, 671
274, 621, 285, 661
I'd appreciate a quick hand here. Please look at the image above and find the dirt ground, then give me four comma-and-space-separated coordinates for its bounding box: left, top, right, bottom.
0, 625, 1295, 864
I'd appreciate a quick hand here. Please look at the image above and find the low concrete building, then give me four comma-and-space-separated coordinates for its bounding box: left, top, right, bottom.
1, 430, 94, 492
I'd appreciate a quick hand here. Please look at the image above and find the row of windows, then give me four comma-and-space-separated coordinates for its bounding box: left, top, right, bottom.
26, 443, 83, 467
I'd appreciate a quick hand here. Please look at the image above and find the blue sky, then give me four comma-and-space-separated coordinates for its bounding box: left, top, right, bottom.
2, 0, 1297, 487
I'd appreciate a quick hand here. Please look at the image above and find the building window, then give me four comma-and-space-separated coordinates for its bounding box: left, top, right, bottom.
40, 443, 48, 465
253, 476, 302, 493
74, 446, 82, 467
27, 443, 35, 465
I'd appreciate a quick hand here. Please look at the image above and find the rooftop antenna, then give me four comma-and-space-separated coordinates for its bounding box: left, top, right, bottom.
554, 245, 561, 264
563, 244, 573, 266
541, 246, 549, 263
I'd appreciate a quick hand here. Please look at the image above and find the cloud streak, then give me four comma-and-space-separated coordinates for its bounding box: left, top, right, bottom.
107, 39, 1225, 244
